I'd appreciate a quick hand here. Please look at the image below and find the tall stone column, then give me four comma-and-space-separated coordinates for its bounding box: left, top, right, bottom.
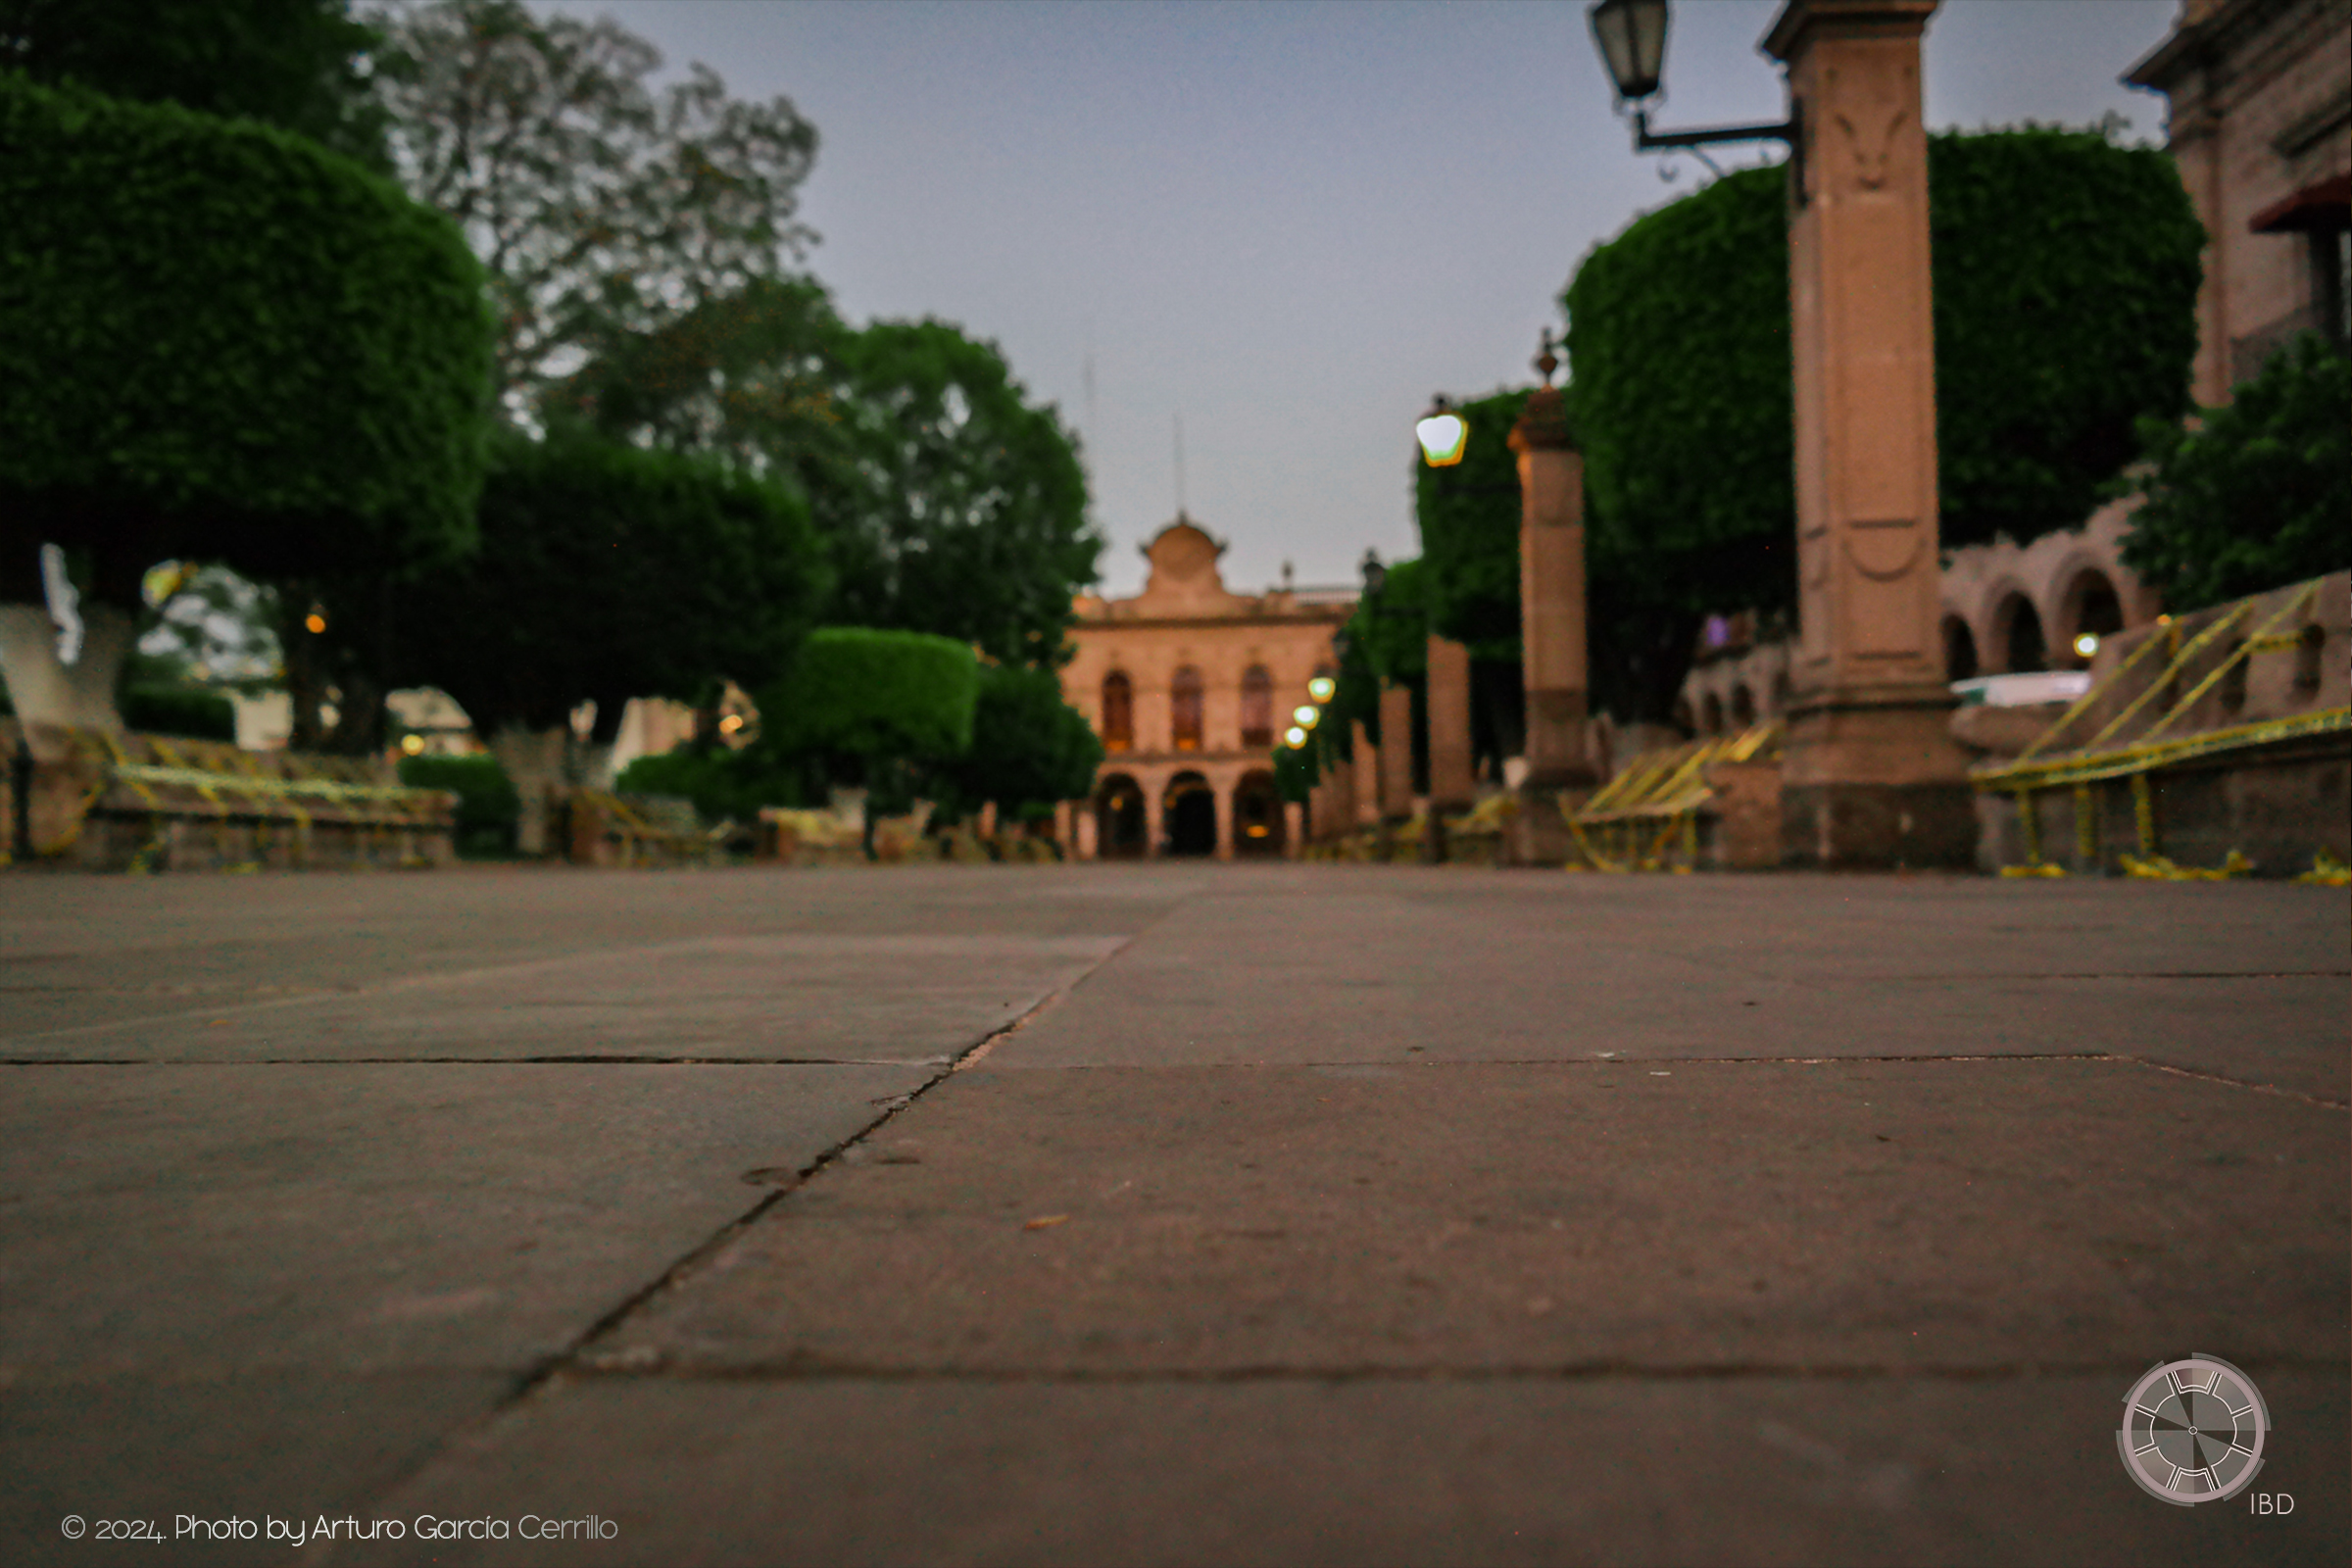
1212, 772, 1235, 861
1282, 800, 1303, 858
1424, 635, 1475, 808
1350, 721, 1382, 828
1141, 774, 1166, 859
1075, 801, 1099, 860
1765, 0, 1972, 867
1378, 683, 1414, 820
1507, 386, 1592, 864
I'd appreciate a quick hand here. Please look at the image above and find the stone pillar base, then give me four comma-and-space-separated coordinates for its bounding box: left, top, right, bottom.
1506, 783, 1591, 867
1781, 694, 1975, 868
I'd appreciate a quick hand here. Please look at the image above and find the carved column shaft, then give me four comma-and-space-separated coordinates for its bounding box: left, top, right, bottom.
1377, 683, 1415, 819
1424, 634, 1476, 809
1510, 388, 1595, 791
1765, 0, 1972, 866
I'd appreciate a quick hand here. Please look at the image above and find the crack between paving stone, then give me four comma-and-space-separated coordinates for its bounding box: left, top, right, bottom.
332, 918, 1161, 1512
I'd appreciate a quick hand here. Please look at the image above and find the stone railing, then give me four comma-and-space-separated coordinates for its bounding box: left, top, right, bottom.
4, 721, 455, 871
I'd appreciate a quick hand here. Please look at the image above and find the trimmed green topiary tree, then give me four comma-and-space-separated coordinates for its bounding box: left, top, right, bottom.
0, 74, 495, 609
751, 626, 979, 853
946, 662, 1104, 819
1559, 126, 2204, 721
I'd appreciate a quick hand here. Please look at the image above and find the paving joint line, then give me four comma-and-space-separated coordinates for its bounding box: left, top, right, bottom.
555, 1355, 2352, 1387
0, 1054, 952, 1067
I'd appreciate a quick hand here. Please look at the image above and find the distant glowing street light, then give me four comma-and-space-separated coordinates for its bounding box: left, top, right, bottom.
1415, 398, 1468, 467
1293, 704, 1320, 728
718, 713, 745, 734
1284, 725, 1308, 748
1307, 675, 1336, 702
303, 612, 326, 634
400, 734, 425, 756
2074, 632, 2100, 660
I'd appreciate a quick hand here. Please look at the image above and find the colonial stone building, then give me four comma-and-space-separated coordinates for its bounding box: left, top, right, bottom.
1060, 516, 1353, 858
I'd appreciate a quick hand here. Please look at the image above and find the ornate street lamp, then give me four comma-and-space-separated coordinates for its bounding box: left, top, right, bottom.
1588, 0, 1802, 190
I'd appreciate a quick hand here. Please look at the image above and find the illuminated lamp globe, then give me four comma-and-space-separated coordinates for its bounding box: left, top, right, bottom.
2073, 632, 2100, 660
1416, 399, 1468, 468
1293, 705, 1320, 728
1284, 725, 1308, 749
1307, 675, 1336, 702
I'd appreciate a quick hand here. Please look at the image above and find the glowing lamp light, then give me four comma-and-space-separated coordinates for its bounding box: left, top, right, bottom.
1293, 704, 1320, 728
1416, 407, 1468, 468
2073, 632, 2100, 660
718, 713, 745, 734
400, 734, 425, 756
303, 612, 327, 634
1307, 675, 1336, 702
1284, 725, 1308, 748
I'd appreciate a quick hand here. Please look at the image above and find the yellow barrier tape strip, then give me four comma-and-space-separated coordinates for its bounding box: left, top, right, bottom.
2069, 601, 2254, 757
1974, 706, 2351, 792
2013, 621, 2178, 764
2136, 583, 2320, 748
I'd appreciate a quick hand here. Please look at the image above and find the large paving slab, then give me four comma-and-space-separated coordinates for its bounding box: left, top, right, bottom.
596, 1058, 2348, 1375
989, 871, 2352, 1102
358, 1371, 2351, 1568
1, 862, 2343, 1565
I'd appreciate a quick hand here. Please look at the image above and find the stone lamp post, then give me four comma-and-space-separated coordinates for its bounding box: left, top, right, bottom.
1592, 0, 1971, 866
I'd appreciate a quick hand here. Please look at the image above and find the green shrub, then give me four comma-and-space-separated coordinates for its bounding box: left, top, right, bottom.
754, 627, 979, 766
0, 74, 494, 604
943, 662, 1102, 815
119, 685, 236, 741
2118, 335, 2351, 610
612, 745, 801, 825
397, 753, 518, 854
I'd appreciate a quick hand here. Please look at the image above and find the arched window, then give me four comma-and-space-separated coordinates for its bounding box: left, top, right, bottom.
1172, 666, 1203, 751
1730, 685, 1756, 728
2060, 570, 2124, 666
1101, 671, 1133, 753
1943, 615, 1980, 681
1998, 595, 2046, 673
1240, 665, 1274, 748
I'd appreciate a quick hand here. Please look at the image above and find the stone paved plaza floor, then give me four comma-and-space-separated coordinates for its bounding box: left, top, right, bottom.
1, 862, 2344, 1566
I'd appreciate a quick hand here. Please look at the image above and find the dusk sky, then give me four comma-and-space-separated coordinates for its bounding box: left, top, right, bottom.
536, 0, 2183, 599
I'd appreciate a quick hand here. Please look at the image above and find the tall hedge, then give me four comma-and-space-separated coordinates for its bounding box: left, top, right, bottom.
754, 627, 979, 767
0, 75, 495, 604
1559, 127, 2204, 717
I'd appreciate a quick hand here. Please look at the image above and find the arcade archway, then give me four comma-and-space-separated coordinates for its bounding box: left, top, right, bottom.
1163, 770, 1215, 858
1232, 769, 1284, 858
1096, 773, 1146, 859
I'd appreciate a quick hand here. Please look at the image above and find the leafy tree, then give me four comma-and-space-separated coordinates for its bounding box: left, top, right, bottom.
749, 626, 978, 854
0, 74, 493, 706
0, 0, 389, 165
568, 290, 1101, 668
944, 662, 1103, 816
612, 743, 797, 826
369, 0, 819, 404
1558, 126, 2203, 723
2118, 335, 2351, 611
386, 425, 829, 744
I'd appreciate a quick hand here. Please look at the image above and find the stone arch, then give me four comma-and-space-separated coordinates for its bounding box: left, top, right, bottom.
1240, 664, 1274, 749
1232, 768, 1284, 857
1171, 666, 1204, 752
1101, 671, 1134, 753
1942, 613, 1980, 681
1671, 697, 1696, 737
1163, 769, 1215, 857
1991, 591, 2046, 673
1730, 685, 1756, 728
1095, 772, 1146, 859
2054, 566, 2125, 666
